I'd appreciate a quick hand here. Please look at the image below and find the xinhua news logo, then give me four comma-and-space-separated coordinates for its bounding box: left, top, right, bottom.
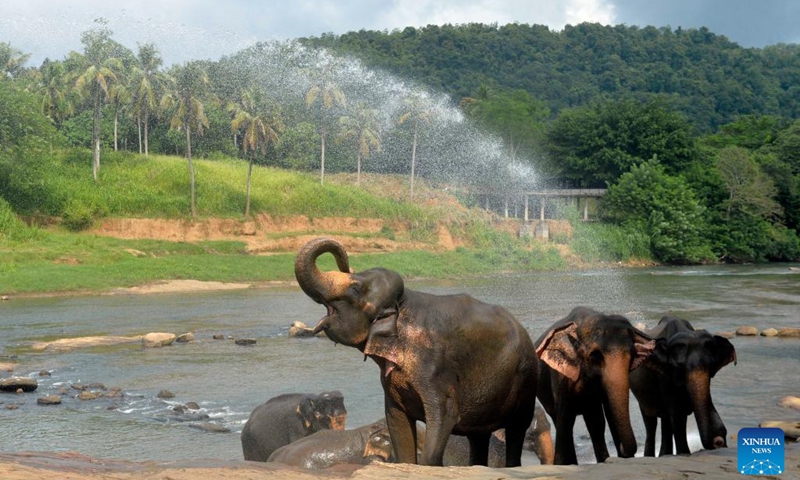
738, 427, 784, 475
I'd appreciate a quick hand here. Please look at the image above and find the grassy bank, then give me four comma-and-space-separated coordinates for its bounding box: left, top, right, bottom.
0, 150, 653, 296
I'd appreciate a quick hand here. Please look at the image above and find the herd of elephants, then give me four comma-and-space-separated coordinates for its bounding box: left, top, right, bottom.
239, 237, 738, 469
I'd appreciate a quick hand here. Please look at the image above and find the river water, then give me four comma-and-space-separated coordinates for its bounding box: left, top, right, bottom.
0, 264, 798, 463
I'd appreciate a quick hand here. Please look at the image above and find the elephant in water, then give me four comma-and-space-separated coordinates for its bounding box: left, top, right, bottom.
630, 316, 736, 456
241, 391, 347, 461
294, 237, 539, 467
267, 420, 393, 469
535, 306, 656, 464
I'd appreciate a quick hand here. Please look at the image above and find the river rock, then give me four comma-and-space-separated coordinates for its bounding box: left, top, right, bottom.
760, 420, 800, 440
105, 387, 123, 398
31, 335, 143, 352
37, 395, 62, 405
760, 328, 779, 337
142, 332, 176, 348
717, 331, 735, 339
735, 326, 758, 336
157, 389, 175, 399
0, 363, 15, 372
189, 422, 230, 433
289, 321, 316, 338
38, 370, 51, 377
777, 327, 800, 338
212, 334, 225, 340
78, 391, 99, 401
185, 401, 200, 410
0, 377, 38, 392
234, 338, 257, 346
176, 332, 195, 343
779, 396, 800, 411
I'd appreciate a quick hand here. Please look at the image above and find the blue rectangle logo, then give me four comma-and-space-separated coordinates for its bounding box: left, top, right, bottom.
738, 427, 785, 475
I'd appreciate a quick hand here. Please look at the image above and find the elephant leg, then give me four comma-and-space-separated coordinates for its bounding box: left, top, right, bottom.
419, 399, 458, 466
553, 410, 578, 465
584, 403, 610, 463
467, 432, 490, 466
659, 415, 674, 456
504, 422, 529, 467
385, 398, 417, 464
642, 413, 657, 457
672, 413, 691, 455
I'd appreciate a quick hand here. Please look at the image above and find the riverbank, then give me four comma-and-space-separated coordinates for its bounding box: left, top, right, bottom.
0, 443, 796, 480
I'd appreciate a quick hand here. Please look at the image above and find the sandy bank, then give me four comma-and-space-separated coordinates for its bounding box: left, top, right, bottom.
0, 444, 797, 480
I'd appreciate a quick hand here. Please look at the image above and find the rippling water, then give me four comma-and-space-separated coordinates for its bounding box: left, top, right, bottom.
0, 264, 798, 463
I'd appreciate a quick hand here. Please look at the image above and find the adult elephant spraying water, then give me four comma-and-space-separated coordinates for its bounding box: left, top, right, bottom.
294, 237, 539, 467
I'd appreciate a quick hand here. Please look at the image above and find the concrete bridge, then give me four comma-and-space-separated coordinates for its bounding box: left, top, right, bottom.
473, 188, 607, 240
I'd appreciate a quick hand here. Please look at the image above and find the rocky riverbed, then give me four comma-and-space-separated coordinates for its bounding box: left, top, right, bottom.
0, 443, 797, 480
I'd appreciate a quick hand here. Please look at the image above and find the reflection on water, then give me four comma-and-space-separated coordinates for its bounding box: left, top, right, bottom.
0, 264, 798, 462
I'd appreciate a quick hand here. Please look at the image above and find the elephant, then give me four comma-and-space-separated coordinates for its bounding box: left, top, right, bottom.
441, 405, 555, 467
267, 420, 393, 469
294, 237, 539, 467
629, 316, 736, 456
241, 391, 347, 461
535, 306, 656, 465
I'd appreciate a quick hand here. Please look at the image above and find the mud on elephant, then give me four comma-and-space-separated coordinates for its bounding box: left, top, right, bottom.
294, 237, 539, 467
267, 420, 393, 469
630, 316, 736, 456
535, 306, 655, 465
241, 391, 347, 461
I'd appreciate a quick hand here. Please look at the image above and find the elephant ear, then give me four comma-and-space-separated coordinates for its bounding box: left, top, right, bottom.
711, 335, 737, 376
643, 337, 669, 374
536, 322, 580, 382
363, 306, 404, 375
630, 329, 656, 371
296, 396, 317, 433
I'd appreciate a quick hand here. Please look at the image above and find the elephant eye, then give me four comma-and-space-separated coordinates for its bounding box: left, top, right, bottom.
590, 350, 604, 364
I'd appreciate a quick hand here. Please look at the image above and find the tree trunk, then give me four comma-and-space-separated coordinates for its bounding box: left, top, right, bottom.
92, 85, 101, 182
113, 102, 119, 152
137, 114, 143, 154
245, 155, 254, 219
356, 151, 362, 185
144, 109, 150, 156
186, 126, 196, 217
409, 122, 418, 200
320, 131, 326, 185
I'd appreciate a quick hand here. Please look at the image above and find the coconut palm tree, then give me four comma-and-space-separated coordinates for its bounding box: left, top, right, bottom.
72, 23, 123, 181
398, 91, 436, 200
338, 103, 381, 185
161, 61, 210, 217
30, 59, 76, 127
130, 43, 166, 156
0, 41, 30, 79
228, 88, 284, 218
305, 63, 346, 185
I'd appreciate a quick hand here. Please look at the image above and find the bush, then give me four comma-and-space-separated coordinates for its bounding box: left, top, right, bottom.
62, 200, 97, 231
0, 197, 43, 241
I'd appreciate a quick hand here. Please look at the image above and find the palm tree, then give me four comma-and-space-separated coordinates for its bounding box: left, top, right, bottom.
305, 63, 346, 185
338, 103, 381, 185
108, 79, 129, 151
161, 62, 210, 217
398, 91, 436, 200
72, 23, 123, 181
130, 43, 166, 156
228, 88, 284, 218
0, 41, 30, 79
30, 59, 75, 127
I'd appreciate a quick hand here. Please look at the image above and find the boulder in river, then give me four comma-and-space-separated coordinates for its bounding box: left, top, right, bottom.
778, 396, 800, 411
142, 333, 176, 348
0, 377, 38, 392
176, 332, 195, 343
234, 338, 257, 346
777, 327, 800, 338
157, 389, 175, 399
37, 395, 62, 405
760, 328, 778, 337
759, 420, 800, 440
735, 326, 758, 336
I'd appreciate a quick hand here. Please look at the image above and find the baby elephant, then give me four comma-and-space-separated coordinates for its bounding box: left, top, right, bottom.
241, 391, 347, 461
267, 420, 393, 469
630, 316, 736, 456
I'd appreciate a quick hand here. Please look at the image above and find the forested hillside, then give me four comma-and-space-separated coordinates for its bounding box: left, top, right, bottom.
302, 22, 800, 132
1, 21, 799, 265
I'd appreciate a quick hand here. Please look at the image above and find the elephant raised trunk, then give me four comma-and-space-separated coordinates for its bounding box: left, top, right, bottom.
294, 237, 353, 305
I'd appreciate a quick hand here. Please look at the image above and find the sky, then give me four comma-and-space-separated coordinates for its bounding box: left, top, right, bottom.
2, 0, 799, 67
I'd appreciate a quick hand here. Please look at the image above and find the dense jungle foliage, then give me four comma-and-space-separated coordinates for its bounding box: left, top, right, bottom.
1, 21, 799, 265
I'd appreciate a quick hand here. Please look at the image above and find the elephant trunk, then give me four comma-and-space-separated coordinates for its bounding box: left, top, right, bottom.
687, 370, 727, 450
294, 238, 353, 304
602, 355, 637, 458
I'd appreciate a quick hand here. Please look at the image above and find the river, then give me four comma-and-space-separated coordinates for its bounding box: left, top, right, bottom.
0, 264, 798, 464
